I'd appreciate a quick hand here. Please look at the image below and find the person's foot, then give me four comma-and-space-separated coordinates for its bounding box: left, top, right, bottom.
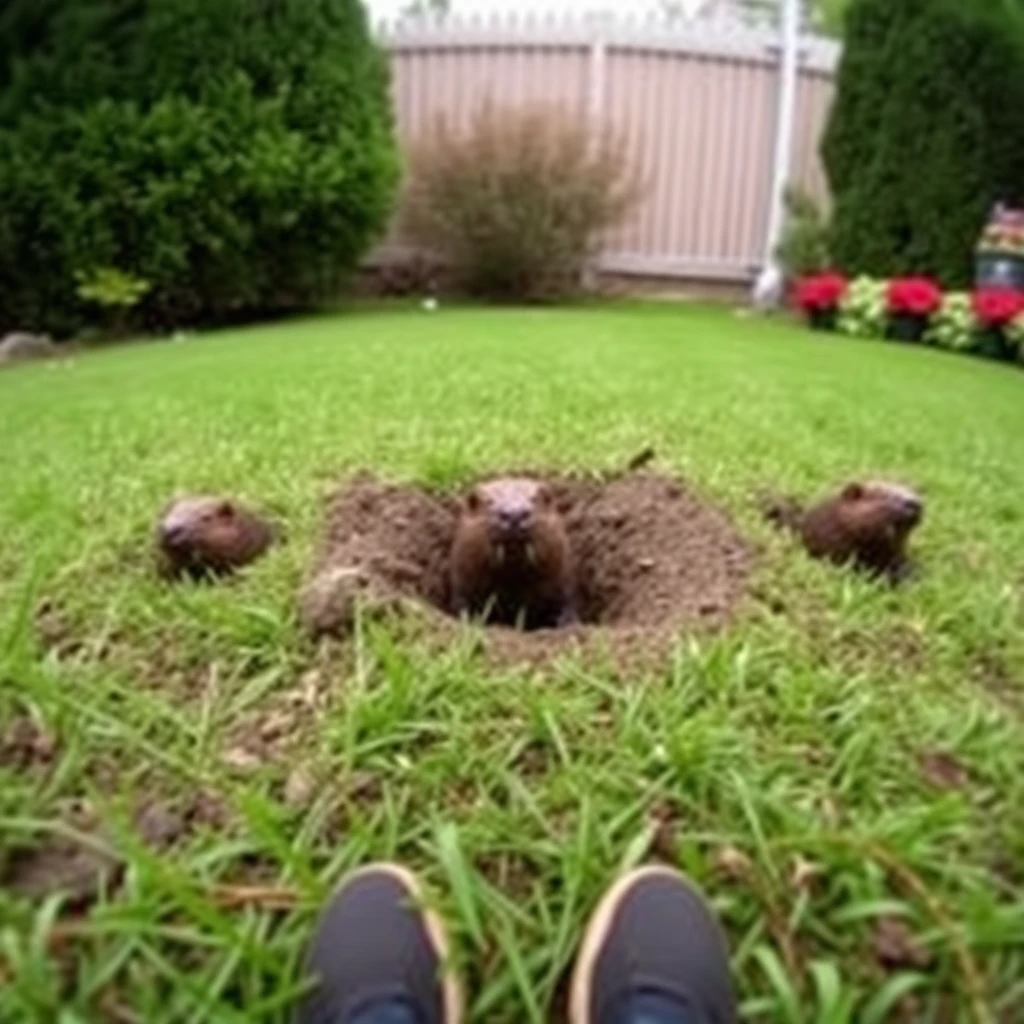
569, 865, 737, 1024
297, 863, 463, 1024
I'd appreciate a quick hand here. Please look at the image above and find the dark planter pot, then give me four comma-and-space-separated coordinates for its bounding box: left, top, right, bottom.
974, 325, 1016, 362
976, 251, 1024, 291
886, 312, 929, 343
806, 307, 838, 331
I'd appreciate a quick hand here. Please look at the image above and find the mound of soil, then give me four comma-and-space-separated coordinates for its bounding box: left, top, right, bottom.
300, 472, 753, 666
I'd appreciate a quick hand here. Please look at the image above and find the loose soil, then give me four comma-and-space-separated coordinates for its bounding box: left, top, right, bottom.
301, 471, 753, 666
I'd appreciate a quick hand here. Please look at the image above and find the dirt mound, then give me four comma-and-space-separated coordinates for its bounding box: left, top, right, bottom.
301, 472, 753, 666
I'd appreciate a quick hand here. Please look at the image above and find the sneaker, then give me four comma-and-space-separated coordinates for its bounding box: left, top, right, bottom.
569, 865, 737, 1024
296, 863, 463, 1024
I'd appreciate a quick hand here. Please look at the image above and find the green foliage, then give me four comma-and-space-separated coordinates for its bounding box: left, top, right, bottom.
823, 0, 1024, 287
811, 0, 853, 36
403, 107, 640, 302
0, 0, 399, 336
837, 275, 886, 338
75, 268, 151, 311
1005, 312, 1024, 359
926, 292, 977, 352
776, 186, 832, 280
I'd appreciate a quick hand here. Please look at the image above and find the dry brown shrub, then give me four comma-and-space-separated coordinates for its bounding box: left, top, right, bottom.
401, 105, 642, 301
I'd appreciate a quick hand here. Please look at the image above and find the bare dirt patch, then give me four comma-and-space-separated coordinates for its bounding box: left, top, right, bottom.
0, 714, 58, 773
300, 471, 753, 666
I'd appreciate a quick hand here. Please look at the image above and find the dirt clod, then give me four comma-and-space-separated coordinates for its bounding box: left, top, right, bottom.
0, 714, 57, 771
872, 916, 935, 972
302, 472, 752, 666
221, 746, 263, 773
284, 764, 318, 808
3, 838, 121, 909
135, 800, 188, 851
713, 845, 753, 882
918, 750, 970, 791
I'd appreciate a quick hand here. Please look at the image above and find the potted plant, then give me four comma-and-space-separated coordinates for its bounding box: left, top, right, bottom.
885, 277, 942, 342
794, 272, 848, 331
971, 286, 1024, 360
976, 204, 1024, 291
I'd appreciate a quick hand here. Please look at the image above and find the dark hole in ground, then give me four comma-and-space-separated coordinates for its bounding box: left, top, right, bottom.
301, 472, 753, 666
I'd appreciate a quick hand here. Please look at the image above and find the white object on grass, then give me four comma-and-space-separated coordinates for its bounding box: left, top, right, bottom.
422, 297, 439, 312
753, 263, 785, 313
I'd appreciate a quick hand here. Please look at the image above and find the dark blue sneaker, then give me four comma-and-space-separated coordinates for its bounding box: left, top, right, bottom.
569, 866, 737, 1024
297, 864, 463, 1024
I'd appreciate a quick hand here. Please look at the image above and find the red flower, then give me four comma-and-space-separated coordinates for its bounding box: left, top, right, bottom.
794, 273, 848, 312
886, 277, 943, 317
972, 287, 1024, 327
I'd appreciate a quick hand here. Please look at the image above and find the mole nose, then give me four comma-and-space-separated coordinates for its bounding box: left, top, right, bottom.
498, 507, 531, 531
161, 524, 188, 548
902, 496, 923, 522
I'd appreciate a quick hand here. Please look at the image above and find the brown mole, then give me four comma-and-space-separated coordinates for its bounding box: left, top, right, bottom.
156, 495, 275, 580
766, 480, 924, 581
449, 478, 577, 629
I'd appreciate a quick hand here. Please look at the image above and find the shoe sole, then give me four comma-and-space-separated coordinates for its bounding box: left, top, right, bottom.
337, 863, 465, 1024
568, 865, 706, 1024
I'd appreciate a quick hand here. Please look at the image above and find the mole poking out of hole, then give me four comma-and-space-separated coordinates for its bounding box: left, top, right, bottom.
157, 495, 276, 580
301, 473, 753, 665
449, 478, 577, 631
765, 479, 924, 582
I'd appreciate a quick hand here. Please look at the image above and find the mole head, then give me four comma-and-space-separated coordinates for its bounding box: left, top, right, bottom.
466, 478, 552, 541
840, 480, 924, 535
160, 496, 238, 553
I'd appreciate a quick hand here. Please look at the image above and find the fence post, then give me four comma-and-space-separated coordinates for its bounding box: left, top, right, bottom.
754, 0, 802, 308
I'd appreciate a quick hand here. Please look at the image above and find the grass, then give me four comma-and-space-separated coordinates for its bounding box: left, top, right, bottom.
1, 301, 1023, 1022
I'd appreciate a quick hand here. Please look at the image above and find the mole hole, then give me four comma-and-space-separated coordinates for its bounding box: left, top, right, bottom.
310, 474, 751, 640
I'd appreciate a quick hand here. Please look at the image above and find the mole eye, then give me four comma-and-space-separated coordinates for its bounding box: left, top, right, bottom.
216, 500, 235, 519
842, 482, 865, 502
466, 490, 482, 513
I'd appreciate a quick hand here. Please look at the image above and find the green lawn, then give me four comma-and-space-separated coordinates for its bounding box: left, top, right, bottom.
1, 303, 1022, 1022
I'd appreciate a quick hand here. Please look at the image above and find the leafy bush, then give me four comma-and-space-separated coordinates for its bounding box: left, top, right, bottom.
775, 186, 831, 279
75, 267, 152, 337
926, 293, 976, 352
837, 276, 887, 338
823, 0, 1024, 286
0, 0, 399, 336
75, 268, 151, 311
402, 106, 641, 301
1005, 314, 1024, 360
374, 255, 445, 298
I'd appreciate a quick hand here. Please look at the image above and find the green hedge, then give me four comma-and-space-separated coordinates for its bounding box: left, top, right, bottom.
0, 0, 399, 335
822, 0, 1024, 287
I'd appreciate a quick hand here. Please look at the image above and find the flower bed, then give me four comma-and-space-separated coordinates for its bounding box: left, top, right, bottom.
792, 272, 1024, 368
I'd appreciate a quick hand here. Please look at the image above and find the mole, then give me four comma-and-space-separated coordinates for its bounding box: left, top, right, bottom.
766, 480, 924, 582
156, 495, 275, 580
448, 478, 577, 629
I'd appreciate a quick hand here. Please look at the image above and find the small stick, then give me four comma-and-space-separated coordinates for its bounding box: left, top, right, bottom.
626, 446, 656, 472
